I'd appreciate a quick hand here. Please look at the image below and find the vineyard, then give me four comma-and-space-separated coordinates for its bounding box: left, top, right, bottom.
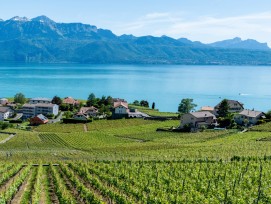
0, 160, 271, 203
1, 119, 271, 202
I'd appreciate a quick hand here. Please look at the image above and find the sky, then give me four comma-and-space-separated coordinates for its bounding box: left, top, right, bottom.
1, 0, 271, 45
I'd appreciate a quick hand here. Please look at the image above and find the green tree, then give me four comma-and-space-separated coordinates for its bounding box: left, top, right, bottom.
140, 100, 149, 107
14, 93, 26, 104
52, 96, 62, 105
152, 102, 155, 110
133, 100, 140, 106
87, 93, 97, 107
217, 99, 230, 117
178, 98, 197, 114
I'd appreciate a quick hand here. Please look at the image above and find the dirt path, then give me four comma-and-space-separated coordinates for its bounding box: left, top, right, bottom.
0, 166, 25, 193
0, 134, 16, 144
83, 124, 88, 132
39, 172, 48, 204
58, 168, 85, 204
10, 169, 33, 204
64, 166, 109, 203
47, 167, 60, 204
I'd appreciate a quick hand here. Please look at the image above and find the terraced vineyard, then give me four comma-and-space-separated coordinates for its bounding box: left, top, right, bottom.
1, 160, 271, 203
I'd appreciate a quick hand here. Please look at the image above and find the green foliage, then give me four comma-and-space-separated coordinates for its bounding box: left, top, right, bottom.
178, 98, 197, 114
51, 96, 62, 105
0, 121, 13, 130
217, 99, 230, 117
129, 105, 178, 117
63, 111, 73, 119
140, 100, 149, 107
14, 92, 26, 104
151, 102, 155, 109
87, 93, 97, 107
132, 100, 140, 106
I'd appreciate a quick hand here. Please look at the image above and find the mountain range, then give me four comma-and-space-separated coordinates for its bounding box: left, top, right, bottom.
0, 15, 270, 65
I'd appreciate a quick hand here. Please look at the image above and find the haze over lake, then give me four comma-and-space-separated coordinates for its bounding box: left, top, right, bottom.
0, 64, 271, 112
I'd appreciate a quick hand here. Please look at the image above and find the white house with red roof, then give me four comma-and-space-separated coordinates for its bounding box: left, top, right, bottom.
113, 102, 129, 114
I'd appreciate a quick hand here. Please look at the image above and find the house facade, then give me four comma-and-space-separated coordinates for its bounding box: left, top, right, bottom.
215, 99, 244, 114
79, 106, 98, 117
234, 110, 265, 126
22, 103, 59, 118
73, 113, 89, 121
29, 97, 52, 104
180, 111, 217, 129
0, 107, 13, 121
114, 102, 128, 114
0, 98, 8, 105
30, 114, 49, 125
63, 97, 80, 106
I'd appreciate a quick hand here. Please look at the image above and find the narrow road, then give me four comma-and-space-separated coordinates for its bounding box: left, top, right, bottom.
49, 112, 63, 124
0, 134, 16, 144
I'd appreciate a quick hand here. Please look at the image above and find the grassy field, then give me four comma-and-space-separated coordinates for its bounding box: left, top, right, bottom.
129, 105, 179, 117
0, 118, 271, 161
1, 119, 271, 202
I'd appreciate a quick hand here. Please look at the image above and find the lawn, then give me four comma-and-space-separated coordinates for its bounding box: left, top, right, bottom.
129, 105, 179, 117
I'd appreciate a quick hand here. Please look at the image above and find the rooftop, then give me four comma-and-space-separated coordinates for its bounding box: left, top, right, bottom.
30, 97, 51, 101
238, 110, 264, 118
190, 111, 216, 118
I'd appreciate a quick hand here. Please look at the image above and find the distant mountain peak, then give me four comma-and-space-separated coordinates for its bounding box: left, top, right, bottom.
9, 16, 30, 22
209, 37, 270, 50
31, 15, 55, 24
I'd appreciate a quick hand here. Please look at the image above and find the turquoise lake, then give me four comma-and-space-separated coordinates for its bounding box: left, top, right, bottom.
0, 64, 271, 112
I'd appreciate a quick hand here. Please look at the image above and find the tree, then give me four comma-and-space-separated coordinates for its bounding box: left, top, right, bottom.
178, 98, 197, 114
52, 96, 62, 105
140, 100, 149, 107
14, 93, 26, 104
152, 102, 155, 110
133, 100, 140, 106
217, 99, 230, 117
87, 93, 97, 107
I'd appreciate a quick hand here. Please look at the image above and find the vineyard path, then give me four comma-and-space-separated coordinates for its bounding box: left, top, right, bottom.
11, 169, 33, 203
0, 166, 25, 193
0, 134, 16, 144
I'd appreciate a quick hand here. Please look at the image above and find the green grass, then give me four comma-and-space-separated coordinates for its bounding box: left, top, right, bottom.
129, 105, 179, 117
1, 118, 271, 161
250, 122, 271, 132
0, 133, 10, 142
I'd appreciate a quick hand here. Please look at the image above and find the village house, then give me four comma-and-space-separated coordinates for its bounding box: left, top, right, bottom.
112, 101, 129, 119
29, 97, 52, 104
199, 106, 215, 114
234, 110, 265, 126
30, 114, 49, 125
63, 97, 80, 106
0, 98, 8, 105
180, 111, 217, 129
215, 99, 244, 114
22, 103, 59, 118
73, 113, 89, 121
0, 107, 13, 121
79, 106, 98, 117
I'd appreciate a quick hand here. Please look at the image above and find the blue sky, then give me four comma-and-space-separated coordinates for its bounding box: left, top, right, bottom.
1, 0, 271, 45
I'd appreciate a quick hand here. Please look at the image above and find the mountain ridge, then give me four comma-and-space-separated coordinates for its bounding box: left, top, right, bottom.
0, 15, 270, 65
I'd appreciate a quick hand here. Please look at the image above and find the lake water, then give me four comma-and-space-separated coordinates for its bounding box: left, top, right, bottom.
0, 64, 271, 112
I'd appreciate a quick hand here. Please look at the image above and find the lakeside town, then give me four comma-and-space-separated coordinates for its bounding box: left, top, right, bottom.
0, 93, 268, 131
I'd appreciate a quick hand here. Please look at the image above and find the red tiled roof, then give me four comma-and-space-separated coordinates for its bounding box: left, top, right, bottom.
113, 102, 128, 109
63, 97, 80, 105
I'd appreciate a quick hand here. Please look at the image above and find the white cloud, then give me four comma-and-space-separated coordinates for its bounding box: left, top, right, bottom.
113, 12, 271, 46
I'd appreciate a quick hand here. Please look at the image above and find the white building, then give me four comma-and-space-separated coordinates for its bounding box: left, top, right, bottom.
180, 111, 217, 129
29, 97, 51, 104
0, 107, 13, 121
114, 102, 128, 114
234, 110, 265, 126
0, 98, 8, 105
22, 103, 59, 118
